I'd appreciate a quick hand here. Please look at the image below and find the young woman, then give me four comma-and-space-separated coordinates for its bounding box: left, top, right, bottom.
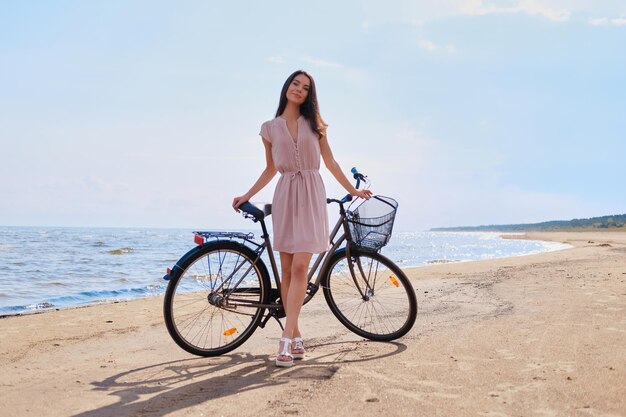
232, 70, 372, 367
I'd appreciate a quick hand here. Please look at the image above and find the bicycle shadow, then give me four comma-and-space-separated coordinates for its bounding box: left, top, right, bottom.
72, 340, 406, 417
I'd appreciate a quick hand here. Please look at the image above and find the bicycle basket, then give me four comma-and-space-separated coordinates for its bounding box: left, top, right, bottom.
346, 195, 398, 252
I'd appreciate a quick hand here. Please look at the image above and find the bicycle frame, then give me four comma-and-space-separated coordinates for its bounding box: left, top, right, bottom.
205, 198, 374, 315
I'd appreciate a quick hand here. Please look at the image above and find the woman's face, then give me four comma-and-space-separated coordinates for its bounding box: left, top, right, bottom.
286, 74, 310, 105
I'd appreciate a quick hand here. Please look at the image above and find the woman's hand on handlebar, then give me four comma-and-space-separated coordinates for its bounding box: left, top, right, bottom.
353, 189, 373, 200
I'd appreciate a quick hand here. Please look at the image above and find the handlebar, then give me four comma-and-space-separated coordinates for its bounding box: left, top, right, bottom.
326, 194, 353, 205
327, 166, 368, 205
351, 167, 366, 190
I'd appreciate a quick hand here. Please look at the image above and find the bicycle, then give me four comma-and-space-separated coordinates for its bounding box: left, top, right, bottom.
163, 168, 417, 357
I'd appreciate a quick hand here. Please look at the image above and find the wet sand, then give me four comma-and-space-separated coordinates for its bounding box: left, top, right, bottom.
0, 231, 625, 416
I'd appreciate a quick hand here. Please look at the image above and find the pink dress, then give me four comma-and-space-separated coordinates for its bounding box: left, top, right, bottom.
260, 116, 329, 254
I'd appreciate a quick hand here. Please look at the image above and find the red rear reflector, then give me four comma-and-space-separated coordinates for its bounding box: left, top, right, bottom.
194, 234, 204, 246
166, 267, 172, 275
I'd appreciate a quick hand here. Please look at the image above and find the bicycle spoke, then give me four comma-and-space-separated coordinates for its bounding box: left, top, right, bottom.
324, 250, 416, 341
164, 243, 269, 356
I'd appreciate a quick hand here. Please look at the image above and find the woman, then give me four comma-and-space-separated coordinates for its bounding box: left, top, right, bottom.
232, 70, 372, 367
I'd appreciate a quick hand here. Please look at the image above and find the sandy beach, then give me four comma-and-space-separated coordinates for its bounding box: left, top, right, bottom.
0, 231, 624, 416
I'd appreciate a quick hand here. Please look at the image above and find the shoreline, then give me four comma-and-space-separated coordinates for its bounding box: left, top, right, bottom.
1, 231, 624, 416
0, 231, 570, 318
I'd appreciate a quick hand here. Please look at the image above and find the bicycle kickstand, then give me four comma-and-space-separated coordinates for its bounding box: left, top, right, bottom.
259, 311, 284, 331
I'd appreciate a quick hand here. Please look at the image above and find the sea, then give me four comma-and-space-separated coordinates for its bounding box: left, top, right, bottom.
0, 226, 570, 315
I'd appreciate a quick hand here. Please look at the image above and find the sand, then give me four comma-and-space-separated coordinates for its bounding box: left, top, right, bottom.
0, 231, 624, 417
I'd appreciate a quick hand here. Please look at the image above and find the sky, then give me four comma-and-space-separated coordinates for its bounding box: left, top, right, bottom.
1, 0, 625, 231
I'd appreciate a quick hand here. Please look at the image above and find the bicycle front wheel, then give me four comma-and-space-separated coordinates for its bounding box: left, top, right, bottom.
322, 248, 417, 341
163, 240, 271, 357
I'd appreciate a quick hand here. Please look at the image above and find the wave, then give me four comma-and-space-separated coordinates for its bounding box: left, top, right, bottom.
106, 247, 134, 255
427, 259, 460, 264
0, 284, 166, 315
1, 302, 57, 313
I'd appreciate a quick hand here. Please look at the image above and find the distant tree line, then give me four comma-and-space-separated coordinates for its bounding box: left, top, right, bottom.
431, 213, 626, 232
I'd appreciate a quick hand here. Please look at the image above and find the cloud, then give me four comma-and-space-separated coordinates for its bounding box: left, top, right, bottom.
588, 16, 626, 26
267, 56, 285, 64
588, 17, 609, 26
417, 39, 456, 53
360, 1, 571, 27
460, 0, 570, 22
361, 1, 626, 27
302, 56, 343, 68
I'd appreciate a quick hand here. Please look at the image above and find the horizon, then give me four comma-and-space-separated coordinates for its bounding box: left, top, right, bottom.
2, 211, 624, 232
2, 1, 625, 230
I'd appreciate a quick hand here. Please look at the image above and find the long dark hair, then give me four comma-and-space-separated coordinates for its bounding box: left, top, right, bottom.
275, 70, 327, 139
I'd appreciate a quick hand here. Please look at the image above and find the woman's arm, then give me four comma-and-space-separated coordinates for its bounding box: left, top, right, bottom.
320, 136, 372, 200
232, 140, 278, 211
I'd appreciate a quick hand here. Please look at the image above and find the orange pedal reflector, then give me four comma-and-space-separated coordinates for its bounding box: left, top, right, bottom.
223, 327, 237, 336
389, 276, 399, 287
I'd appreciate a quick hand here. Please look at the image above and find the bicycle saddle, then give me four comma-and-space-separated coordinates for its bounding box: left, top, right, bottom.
239, 202, 272, 221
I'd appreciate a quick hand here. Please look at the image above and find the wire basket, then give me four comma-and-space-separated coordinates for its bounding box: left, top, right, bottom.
346, 195, 398, 252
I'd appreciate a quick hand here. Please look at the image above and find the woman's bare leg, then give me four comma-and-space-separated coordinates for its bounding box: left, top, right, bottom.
279, 251, 293, 325
279, 251, 312, 339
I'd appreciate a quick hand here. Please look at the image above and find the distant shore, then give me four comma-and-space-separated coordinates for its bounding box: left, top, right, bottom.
431, 212, 626, 232
1, 231, 625, 416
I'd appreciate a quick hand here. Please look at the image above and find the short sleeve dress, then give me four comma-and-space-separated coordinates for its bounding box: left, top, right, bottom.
260, 116, 329, 254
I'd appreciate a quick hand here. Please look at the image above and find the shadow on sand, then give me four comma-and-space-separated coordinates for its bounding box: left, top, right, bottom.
72, 340, 406, 417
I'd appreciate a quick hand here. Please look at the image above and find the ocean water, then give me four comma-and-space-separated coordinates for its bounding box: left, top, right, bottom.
0, 226, 569, 315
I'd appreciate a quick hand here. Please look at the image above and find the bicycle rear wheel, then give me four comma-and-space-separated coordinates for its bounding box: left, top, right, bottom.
322, 248, 417, 341
163, 240, 270, 356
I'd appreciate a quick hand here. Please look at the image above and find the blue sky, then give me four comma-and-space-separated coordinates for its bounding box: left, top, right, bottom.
1, 1, 625, 230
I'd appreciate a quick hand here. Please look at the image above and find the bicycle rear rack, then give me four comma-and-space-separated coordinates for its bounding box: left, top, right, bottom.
163, 231, 258, 282
192, 231, 256, 246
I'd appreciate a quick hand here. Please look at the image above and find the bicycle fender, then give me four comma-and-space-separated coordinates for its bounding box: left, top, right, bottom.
167, 240, 270, 282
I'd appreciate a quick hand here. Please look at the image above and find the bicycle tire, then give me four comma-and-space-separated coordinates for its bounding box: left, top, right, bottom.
163, 240, 271, 356
322, 248, 417, 341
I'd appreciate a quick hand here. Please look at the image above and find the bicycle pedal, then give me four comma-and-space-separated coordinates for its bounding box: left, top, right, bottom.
306, 282, 319, 296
